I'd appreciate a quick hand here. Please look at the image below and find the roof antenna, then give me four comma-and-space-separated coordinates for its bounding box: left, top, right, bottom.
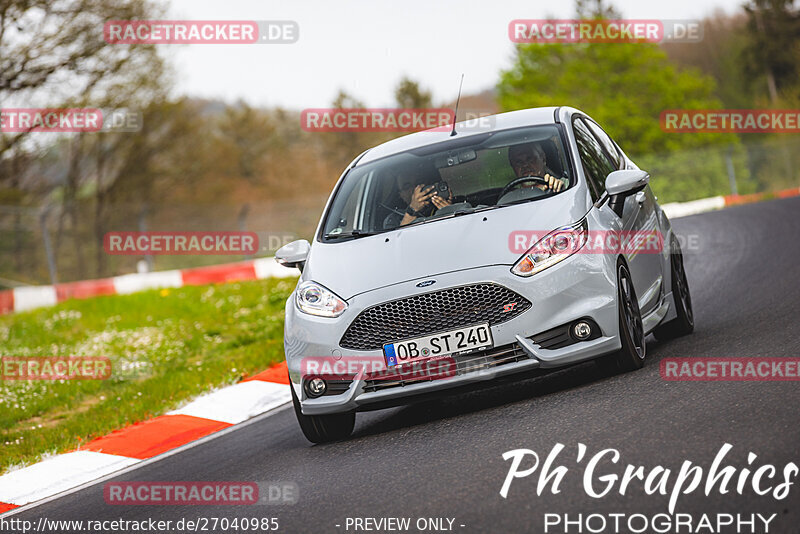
450, 74, 464, 137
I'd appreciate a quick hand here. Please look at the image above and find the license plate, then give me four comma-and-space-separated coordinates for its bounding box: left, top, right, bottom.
383, 323, 493, 367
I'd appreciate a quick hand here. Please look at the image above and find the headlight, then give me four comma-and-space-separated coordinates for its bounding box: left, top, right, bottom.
511, 218, 588, 277
295, 281, 347, 317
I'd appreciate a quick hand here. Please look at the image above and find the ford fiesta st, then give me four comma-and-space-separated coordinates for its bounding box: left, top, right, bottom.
277, 106, 694, 443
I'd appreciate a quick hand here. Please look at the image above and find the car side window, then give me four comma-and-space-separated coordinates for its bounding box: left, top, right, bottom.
584, 119, 622, 169
572, 118, 617, 199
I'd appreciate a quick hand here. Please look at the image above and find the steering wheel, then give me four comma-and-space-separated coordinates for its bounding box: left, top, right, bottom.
498, 176, 550, 200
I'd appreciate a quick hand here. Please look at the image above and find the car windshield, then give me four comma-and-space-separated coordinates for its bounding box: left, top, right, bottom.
320, 125, 572, 241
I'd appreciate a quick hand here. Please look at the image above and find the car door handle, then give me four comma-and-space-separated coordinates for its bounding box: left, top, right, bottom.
635, 191, 646, 205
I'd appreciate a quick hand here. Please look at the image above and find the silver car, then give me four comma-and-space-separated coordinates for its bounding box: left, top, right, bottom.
277, 106, 694, 443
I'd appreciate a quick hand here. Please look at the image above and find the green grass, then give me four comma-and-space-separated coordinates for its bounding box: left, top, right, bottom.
0, 277, 297, 475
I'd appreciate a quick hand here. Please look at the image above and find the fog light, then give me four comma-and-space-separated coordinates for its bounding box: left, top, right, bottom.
305, 377, 327, 398
572, 321, 592, 340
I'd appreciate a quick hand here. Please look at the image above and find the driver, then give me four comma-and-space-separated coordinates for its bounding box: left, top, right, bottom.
507, 143, 567, 192
383, 164, 452, 229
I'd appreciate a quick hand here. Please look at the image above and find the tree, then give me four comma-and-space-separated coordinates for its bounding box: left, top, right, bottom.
216, 102, 280, 182
0, 0, 170, 280
88, 100, 200, 276
662, 5, 799, 193
742, 0, 800, 104
319, 90, 375, 168
662, 11, 756, 109
394, 77, 433, 109
575, 0, 621, 19
0, 0, 166, 159
498, 42, 730, 155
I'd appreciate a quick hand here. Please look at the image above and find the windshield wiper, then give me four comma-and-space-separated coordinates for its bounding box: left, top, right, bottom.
451, 207, 477, 216
402, 205, 490, 228
323, 229, 381, 240
455, 205, 495, 215
496, 194, 556, 208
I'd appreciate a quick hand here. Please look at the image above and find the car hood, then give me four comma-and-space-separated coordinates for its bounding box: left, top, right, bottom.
304, 193, 589, 300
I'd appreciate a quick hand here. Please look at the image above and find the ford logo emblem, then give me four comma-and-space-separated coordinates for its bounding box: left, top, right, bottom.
416, 280, 436, 288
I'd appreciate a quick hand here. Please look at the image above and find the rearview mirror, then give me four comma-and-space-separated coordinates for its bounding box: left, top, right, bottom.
275, 239, 310, 272
606, 170, 650, 217
606, 170, 649, 196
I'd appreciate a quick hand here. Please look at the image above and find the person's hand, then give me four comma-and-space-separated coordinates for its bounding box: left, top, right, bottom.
431, 190, 453, 210
535, 174, 566, 192
410, 184, 435, 211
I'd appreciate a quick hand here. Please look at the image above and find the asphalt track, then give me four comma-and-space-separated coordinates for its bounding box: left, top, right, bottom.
9, 196, 800, 533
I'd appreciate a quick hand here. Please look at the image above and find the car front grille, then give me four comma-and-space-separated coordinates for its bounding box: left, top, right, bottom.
362, 342, 529, 393
339, 283, 531, 351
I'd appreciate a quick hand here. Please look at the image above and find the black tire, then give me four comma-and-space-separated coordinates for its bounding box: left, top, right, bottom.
653, 237, 694, 341
290, 381, 355, 444
596, 260, 646, 374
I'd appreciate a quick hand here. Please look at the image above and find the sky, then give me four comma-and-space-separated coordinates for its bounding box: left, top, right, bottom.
164, 0, 744, 110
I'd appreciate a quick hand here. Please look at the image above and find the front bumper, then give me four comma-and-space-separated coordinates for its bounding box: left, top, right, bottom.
284, 251, 621, 415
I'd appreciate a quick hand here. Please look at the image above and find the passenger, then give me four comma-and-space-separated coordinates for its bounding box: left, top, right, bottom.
383, 164, 452, 228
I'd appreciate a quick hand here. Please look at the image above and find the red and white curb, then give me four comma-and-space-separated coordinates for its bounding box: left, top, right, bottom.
0, 256, 296, 315
0, 362, 292, 514
660, 186, 800, 219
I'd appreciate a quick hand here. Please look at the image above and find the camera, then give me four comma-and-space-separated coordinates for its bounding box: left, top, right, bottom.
433, 181, 450, 199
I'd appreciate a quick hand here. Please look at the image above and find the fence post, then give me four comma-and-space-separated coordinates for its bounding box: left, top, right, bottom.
40, 207, 58, 285
726, 144, 738, 196
138, 205, 153, 272
238, 204, 252, 260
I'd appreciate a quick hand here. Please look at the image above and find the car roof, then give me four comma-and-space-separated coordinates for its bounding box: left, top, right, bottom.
356, 107, 563, 165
